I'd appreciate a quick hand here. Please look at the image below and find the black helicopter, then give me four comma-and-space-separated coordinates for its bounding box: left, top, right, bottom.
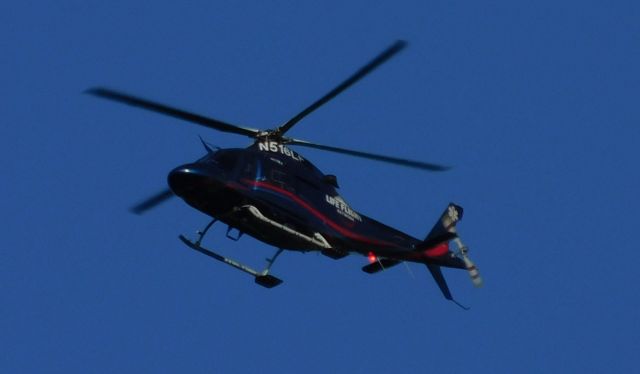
87, 40, 482, 305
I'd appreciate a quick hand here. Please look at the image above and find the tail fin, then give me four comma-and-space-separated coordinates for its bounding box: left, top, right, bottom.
420, 203, 473, 307
418, 203, 466, 268
423, 203, 463, 247
425, 263, 453, 300
426, 263, 470, 309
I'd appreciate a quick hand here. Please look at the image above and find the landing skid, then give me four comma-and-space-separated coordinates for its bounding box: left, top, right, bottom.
179, 218, 284, 288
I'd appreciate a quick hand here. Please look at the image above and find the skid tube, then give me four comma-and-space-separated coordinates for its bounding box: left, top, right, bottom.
179, 234, 284, 288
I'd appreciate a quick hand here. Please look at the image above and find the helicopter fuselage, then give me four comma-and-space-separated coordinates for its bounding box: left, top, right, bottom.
169, 142, 434, 262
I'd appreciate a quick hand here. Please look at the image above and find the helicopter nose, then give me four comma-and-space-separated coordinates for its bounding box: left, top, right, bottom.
168, 163, 222, 197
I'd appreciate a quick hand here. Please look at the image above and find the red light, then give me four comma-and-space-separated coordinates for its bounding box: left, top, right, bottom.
367, 251, 377, 264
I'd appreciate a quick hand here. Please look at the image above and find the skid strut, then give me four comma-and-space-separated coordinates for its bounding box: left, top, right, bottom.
179, 219, 283, 288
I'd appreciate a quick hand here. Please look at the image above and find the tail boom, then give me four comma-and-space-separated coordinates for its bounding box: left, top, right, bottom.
360, 203, 481, 305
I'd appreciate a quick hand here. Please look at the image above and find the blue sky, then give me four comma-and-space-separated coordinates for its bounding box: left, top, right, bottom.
2, 1, 639, 372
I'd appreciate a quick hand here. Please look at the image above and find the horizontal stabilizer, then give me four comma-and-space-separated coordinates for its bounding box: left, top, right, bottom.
362, 259, 402, 274
418, 231, 457, 252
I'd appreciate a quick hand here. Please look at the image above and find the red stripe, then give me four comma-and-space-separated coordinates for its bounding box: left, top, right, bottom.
244, 179, 393, 246
424, 242, 449, 257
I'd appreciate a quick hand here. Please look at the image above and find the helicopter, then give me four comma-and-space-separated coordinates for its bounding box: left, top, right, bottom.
87, 40, 482, 306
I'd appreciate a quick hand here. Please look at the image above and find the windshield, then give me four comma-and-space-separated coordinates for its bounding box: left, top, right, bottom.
204, 151, 238, 172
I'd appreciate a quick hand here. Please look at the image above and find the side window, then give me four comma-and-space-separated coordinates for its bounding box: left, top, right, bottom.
271, 170, 286, 188
215, 153, 237, 172
271, 169, 295, 193
240, 159, 255, 178
295, 175, 321, 190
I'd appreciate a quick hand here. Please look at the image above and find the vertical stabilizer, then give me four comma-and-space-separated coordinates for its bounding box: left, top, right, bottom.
425, 264, 452, 300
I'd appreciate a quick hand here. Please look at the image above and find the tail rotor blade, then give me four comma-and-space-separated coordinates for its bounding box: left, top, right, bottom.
130, 189, 174, 215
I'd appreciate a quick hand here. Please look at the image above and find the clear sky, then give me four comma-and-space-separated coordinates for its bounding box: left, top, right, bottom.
2, 1, 639, 373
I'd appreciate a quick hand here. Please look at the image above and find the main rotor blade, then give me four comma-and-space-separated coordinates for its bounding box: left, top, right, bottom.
274, 40, 407, 137
86, 87, 260, 138
130, 189, 175, 215
287, 139, 450, 172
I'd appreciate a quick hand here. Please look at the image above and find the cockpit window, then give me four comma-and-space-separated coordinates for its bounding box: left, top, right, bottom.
207, 151, 238, 172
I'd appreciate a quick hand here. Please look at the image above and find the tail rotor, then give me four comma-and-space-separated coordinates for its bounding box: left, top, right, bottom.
452, 236, 483, 288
